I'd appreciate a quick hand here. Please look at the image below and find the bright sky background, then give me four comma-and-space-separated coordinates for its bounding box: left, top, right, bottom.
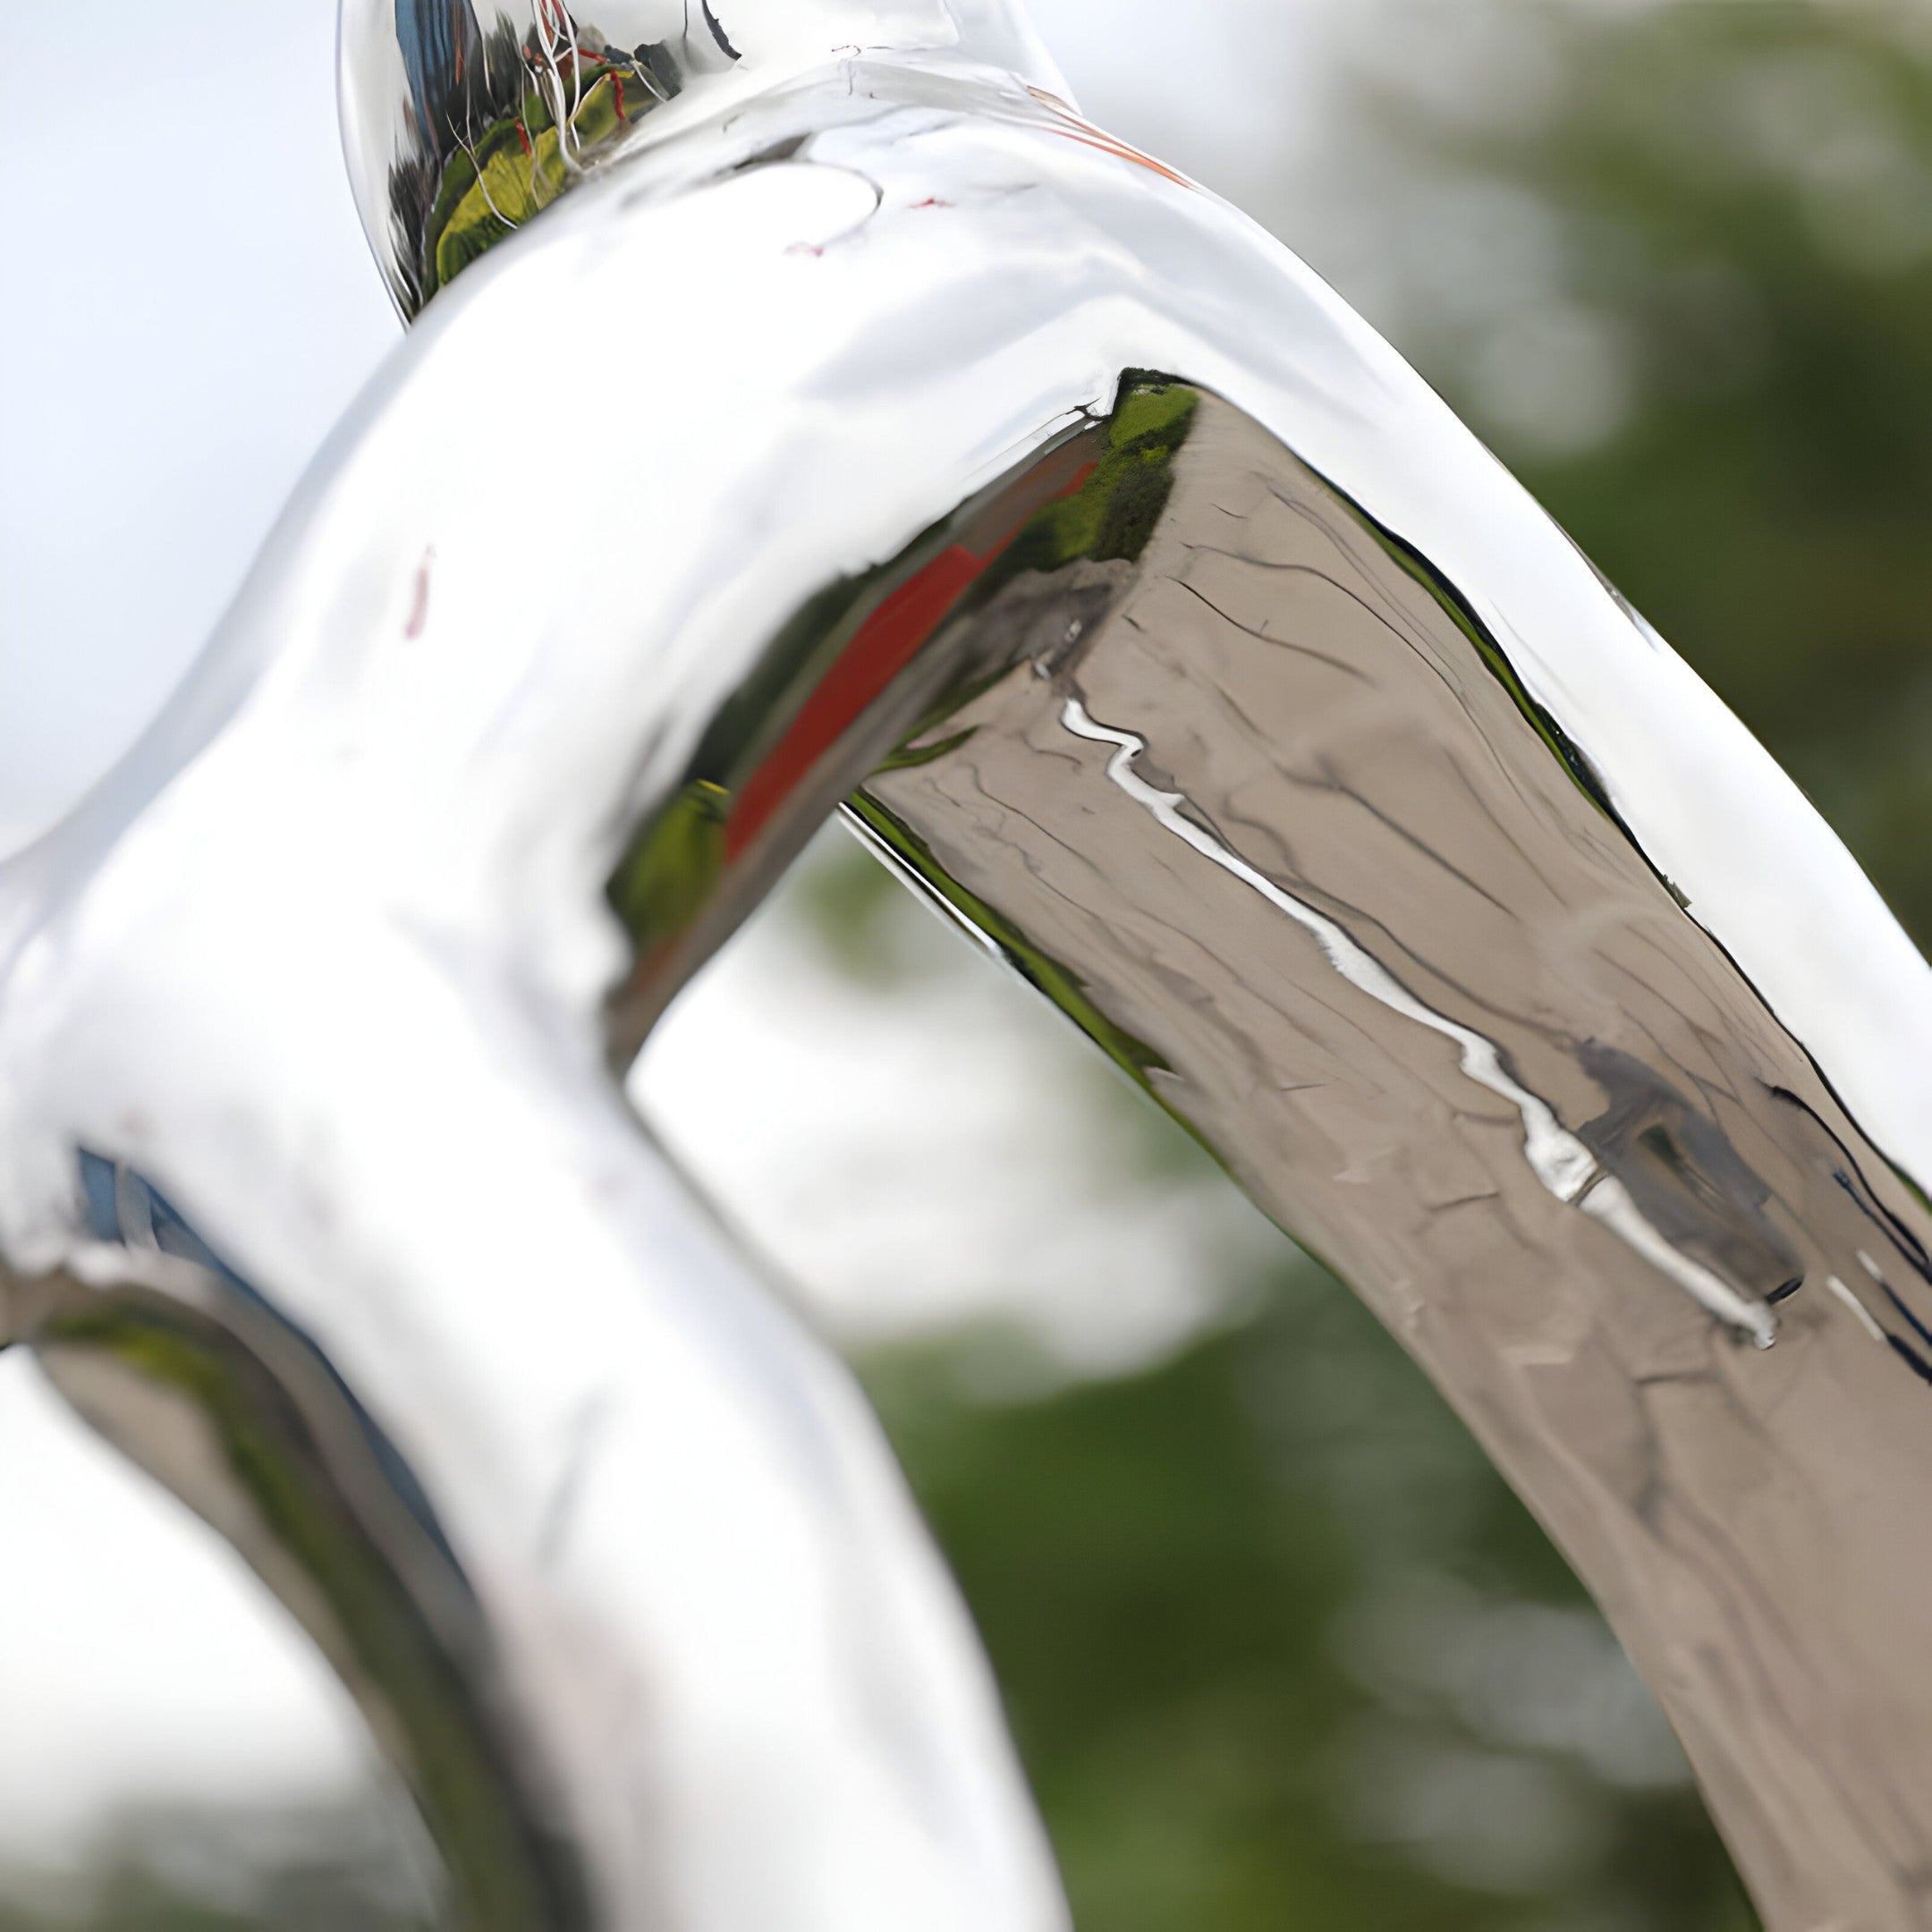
0, 0, 1325, 1875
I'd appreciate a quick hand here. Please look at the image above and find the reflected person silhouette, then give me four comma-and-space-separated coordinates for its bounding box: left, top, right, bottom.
4, 1, 1932, 1927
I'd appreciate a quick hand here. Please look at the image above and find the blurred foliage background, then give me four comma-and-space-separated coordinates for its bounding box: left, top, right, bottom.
14, 0, 1932, 1925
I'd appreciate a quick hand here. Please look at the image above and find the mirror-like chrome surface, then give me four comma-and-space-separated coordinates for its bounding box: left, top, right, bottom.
6, 3, 1932, 1926
338, 0, 1072, 314
844, 392, 1932, 1925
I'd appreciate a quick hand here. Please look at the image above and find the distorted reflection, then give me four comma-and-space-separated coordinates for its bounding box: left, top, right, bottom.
54, 1153, 591, 1932
606, 374, 1199, 1046
594, 353, 1932, 1430
1575, 1045, 1802, 1309
816, 376, 1932, 1922
389, 3, 684, 312
589, 359, 1932, 1925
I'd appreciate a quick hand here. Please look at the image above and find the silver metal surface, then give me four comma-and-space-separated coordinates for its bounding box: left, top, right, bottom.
338, 0, 1072, 315
4, 2, 1932, 1926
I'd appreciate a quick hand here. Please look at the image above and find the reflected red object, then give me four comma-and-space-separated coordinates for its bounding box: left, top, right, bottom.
725, 458, 1097, 858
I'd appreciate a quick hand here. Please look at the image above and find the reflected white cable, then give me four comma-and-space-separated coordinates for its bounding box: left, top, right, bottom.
1059, 693, 1778, 1348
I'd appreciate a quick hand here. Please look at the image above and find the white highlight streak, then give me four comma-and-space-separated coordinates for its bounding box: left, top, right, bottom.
1059, 695, 1778, 1348
1827, 1273, 1889, 1347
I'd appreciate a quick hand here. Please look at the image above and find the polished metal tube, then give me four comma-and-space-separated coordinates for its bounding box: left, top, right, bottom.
4, 4, 1931, 1926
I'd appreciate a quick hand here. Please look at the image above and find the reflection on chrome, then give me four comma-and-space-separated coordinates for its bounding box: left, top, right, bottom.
340, 0, 1073, 315
1051, 690, 1777, 1347
4, 0, 1932, 1925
